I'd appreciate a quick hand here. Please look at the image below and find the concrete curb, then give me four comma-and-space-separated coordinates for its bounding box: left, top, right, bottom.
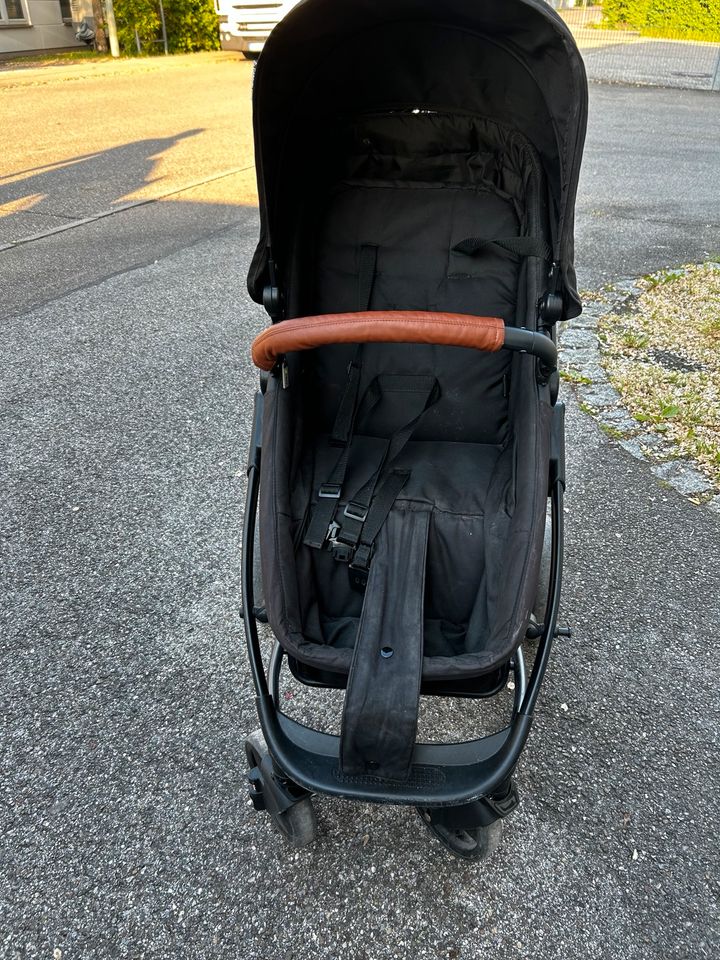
559, 273, 720, 515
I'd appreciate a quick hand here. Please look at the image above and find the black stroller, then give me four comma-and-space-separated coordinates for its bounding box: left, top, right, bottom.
242, 0, 587, 859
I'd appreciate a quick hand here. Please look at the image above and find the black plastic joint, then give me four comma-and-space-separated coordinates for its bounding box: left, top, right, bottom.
483, 780, 520, 820
246, 391, 264, 474
262, 284, 283, 320
423, 779, 519, 830
247, 768, 266, 811
540, 291, 564, 325
539, 261, 564, 326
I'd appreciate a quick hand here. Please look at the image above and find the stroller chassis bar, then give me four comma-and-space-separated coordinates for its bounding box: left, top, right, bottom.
241, 376, 566, 808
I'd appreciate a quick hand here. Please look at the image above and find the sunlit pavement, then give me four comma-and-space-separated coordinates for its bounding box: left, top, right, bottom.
2, 57, 719, 959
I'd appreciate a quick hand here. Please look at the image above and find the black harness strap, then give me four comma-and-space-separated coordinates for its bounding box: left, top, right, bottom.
336, 376, 439, 554
330, 357, 362, 447
340, 507, 431, 781
357, 243, 378, 313
329, 244, 378, 447
305, 374, 438, 555
303, 378, 383, 550
453, 236, 551, 261
349, 469, 410, 575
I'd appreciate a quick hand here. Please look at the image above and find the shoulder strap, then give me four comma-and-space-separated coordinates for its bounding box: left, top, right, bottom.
326, 243, 379, 448
453, 236, 551, 261
303, 378, 383, 550
335, 375, 439, 554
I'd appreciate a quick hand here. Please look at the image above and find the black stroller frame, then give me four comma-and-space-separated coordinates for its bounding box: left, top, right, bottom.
241, 0, 587, 858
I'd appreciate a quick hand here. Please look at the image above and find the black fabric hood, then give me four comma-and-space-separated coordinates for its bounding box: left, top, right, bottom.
248, 0, 588, 319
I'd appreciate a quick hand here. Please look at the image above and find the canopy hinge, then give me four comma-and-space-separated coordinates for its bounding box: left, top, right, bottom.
263, 256, 284, 320
538, 261, 564, 326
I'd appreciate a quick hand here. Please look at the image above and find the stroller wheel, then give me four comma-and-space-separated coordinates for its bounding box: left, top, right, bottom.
274, 796, 318, 848
245, 730, 318, 848
416, 808, 503, 861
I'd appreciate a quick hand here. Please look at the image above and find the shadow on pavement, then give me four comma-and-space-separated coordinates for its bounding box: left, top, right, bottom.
0, 129, 206, 244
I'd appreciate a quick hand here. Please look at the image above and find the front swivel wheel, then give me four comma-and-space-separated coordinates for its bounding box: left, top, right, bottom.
245, 729, 318, 848
417, 807, 503, 861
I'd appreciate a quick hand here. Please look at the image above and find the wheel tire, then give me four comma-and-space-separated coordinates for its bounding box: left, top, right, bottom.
245, 730, 318, 847
417, 808, 503, 861
275, 797, 318, 847
245, 728, 268, 768
243, 51, 260, 60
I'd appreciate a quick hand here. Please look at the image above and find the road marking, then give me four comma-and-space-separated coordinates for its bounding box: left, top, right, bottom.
0, 164, 255, 253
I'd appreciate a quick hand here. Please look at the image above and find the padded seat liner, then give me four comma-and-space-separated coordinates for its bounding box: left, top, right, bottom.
316, 180, 521, 319
310, 436, 505, 516
259, 110, 550, 680
307, 342, 511, 445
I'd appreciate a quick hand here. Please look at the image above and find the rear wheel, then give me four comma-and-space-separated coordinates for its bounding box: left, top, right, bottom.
416, 808, 503, 861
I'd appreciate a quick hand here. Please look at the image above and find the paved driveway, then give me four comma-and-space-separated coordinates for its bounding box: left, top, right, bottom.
1, 64, 719, 959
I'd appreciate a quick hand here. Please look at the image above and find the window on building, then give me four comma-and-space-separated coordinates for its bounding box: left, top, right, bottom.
0, 0, 30, 23
59, 0, 72, 21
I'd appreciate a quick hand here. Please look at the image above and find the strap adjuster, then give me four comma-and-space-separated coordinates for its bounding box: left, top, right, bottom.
344, 501, 369, 522
318, 483, 341, 499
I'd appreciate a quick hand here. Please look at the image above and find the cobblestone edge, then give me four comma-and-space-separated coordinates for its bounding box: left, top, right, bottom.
558, 274, 720, 516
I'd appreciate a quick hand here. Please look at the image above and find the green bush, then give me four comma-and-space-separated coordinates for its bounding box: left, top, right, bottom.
114, 0, 219, 55
115, 0, 160, 55
602, 0, 720, 42
163, 0, 220, 53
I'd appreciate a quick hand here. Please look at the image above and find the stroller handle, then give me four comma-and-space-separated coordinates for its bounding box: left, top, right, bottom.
251, 311, 557, 372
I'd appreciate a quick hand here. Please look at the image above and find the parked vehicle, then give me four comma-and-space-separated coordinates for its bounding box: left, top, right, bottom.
214, 0, 302, 57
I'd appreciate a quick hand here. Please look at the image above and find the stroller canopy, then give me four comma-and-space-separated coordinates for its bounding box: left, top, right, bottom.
247, 0, 588, 319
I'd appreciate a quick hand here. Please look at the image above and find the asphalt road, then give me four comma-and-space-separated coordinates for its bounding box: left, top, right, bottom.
1, 57, 719, 959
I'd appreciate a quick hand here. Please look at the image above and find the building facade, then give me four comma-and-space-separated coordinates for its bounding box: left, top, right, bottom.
0, 0, 94, 57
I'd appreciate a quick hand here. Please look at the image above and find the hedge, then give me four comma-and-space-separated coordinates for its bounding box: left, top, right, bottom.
114, 0, 220, 55
602, 0, 720, 43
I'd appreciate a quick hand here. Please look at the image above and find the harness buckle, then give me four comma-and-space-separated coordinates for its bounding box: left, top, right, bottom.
326, 520, 353, 563
318, 483, 341, 499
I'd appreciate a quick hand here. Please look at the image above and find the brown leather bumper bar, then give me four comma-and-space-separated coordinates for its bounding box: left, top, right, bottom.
251, 311, 556, 372
251, 311, 503, 371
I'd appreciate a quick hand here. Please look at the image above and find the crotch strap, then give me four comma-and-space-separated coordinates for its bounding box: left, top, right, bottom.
339, 506, 430, 782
